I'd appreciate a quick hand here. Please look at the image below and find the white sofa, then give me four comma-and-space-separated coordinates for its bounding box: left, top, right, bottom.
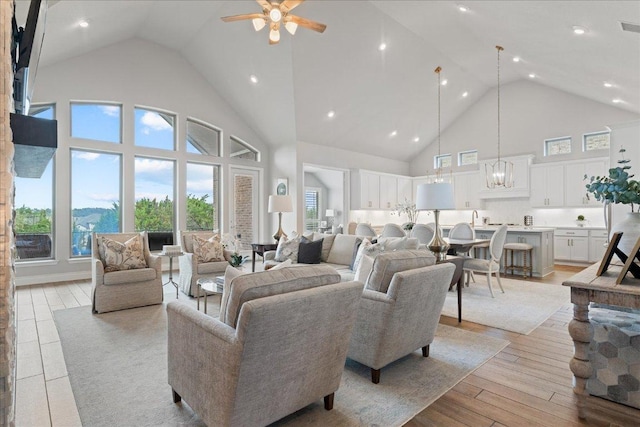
263, 233, 420, 281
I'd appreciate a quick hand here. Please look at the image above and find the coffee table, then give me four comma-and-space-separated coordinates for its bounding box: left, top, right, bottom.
196, 277, 224, 314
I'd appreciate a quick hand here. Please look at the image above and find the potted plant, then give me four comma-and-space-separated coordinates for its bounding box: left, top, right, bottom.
392, 198, 420, 230
229, 252, 248, 268
576, 215, 587, 227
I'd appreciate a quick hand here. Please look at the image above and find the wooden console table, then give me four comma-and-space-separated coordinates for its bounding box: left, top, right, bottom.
562, 262, 640, 419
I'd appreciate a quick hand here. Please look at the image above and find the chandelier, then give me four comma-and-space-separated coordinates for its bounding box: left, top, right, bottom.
486, 45, 514, 188
431, 66, 451, 184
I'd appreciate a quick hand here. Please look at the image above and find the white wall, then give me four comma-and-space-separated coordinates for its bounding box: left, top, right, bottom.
409, 80, 640, 176
17, 38, 271, 285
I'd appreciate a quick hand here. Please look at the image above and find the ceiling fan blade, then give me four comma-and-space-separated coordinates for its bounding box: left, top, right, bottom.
269, 37, 279, 45
287, 15, 326, 33
221, 13, 265, 22
256, 0, 273, 11
280, 0, 304, 13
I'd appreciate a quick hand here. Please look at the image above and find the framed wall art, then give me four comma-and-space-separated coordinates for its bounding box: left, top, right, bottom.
276, 178, 288, 195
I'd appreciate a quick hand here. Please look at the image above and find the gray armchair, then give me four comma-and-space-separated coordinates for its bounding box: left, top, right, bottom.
167, 265, 363, 426
347, 251, 455, 383
178, 231, 231, 296
91, 231, 163, 313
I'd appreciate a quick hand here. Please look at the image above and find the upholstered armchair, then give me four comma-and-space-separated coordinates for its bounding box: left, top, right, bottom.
91, 231, 163, 313
347, 250, 455, 383
167, 265, 363, 426
178, 231, 231, 297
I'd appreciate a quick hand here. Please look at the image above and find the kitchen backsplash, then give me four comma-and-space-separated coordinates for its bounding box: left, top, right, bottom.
350, 199, 606, 228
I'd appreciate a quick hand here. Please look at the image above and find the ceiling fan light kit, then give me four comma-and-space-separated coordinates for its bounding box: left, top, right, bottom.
221, 0, 326, 45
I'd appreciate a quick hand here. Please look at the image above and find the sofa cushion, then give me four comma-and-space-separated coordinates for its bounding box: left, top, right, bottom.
98, 234, 147, 272
274, 236, 300, 262
220, 264, 341, 327
355, 254, 375, 283
366, 250, 436, 293
326, 234, 362, 266
192, 234, 225, 263
298, 237, 323, 264
197, 260, 230, 275
103, 267, 156, 285
313, 232, 335, 262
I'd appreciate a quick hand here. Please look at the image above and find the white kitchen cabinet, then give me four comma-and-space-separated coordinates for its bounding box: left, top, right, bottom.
554, 229, 589, 262
589, 229, 609, 263
530, 164, 564, 207
454, 172, 484, 209
351, 170, 380, 209
397, 177, 413, 205
379, 175, 397, 210
565, 158, 608, 207
478, 155, 534, 199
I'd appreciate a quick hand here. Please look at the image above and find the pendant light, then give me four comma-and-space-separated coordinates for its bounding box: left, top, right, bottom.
486, 45, 514, 188
432, 66, 451, 184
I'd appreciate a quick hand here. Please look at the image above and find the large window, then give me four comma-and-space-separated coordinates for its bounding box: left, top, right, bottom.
304, 188, 321, 231
135, 157, 175, 233
187, 118, 221, 156
186, 162, 220, 231
544, 136, 572, 156
71, 102, 121, 143
15, 104, 55, 260
229, 135, 260, 161
71, 150, 122, 256
583, 131, 610, 152
135, 107, 176, 150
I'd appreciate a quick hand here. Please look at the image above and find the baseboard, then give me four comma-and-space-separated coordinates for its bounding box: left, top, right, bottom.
16, 271, 91, 287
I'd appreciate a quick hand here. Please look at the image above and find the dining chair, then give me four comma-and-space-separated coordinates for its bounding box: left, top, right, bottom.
449, 222, 476, 283
355, 223, 377, 238
380, 223, 406, 238
462, 225, 508, 298
410, 224, 435, 246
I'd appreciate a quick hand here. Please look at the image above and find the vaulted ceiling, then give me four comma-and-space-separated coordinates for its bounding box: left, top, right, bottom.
16, 0, 640, 162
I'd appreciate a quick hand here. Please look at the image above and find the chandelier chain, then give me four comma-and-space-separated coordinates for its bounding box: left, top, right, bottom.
496, 45, 503, 162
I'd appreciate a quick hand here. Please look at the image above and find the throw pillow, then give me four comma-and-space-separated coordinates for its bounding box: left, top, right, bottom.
378, 236, 408, 251
274, 235, 300, 262
364, 242, 385, 258
355, 254, 375, 283
98, 234, 147, 272
313, 233, 335, 262
271, 259, 293, 270
349, 237, 364, 270
351, 238, 372, 272
298, 237, 323, 264
219, 265, 248, 322
192, 234, 225, 263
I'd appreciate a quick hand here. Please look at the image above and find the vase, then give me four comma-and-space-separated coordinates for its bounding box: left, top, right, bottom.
611, 212, 640, 256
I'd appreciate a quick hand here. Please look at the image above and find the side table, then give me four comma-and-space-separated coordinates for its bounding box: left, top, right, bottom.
197, 277, 224, 314
160, 251, 183, 299
251, 242, 278, 272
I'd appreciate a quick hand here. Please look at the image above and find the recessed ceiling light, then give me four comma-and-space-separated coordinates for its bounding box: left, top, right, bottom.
462, 91, 468, 98
390, 130, 397, 137
378, 43, 387, 51
413, 137, 420, 143
249, 75, 258, 84
528, 73, 536, 78
441, 79, 448, 86
457, 5, 468, 12
573, 26, 587, 35
512, 56, 521, 63
612, 99, 623, 104
604, 82, 613, 88
79, 20, 89, 28
327, 110, 335, 118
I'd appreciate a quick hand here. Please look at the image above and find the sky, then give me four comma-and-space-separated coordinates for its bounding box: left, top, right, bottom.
15, 104, 215, 211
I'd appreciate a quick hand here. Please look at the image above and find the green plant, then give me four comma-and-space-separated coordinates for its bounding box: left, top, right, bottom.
577, 215, 585, 221
585, 148, 640, 212
229, 252, 247, 268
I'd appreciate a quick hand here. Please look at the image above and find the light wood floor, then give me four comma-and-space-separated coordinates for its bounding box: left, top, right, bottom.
14, 266, 640, 426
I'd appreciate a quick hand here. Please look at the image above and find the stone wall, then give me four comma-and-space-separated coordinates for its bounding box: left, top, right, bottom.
0, 1, 16, 425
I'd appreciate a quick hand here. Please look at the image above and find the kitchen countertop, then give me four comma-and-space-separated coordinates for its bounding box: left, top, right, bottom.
441, 225, 604, 232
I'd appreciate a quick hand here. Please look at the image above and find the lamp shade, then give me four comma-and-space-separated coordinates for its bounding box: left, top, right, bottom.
325, 209, 334, 217
268, 195, 292, 213
415, 183, 455, 211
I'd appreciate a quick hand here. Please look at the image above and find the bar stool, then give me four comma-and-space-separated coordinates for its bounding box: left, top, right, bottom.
503, 242, 533, 278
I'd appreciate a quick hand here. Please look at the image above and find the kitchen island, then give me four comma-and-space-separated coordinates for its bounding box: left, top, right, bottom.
443, 226, 555, 277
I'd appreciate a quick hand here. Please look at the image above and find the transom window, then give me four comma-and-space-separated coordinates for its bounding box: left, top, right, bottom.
583, 131, 610, 152
71, 102, 122, 143
229, 135, 260, 161
135, 107, 176, 150
544, 136, 572, 156
187, 118, 221, 156
434, 154, 452, 169
458, 150, 478, 166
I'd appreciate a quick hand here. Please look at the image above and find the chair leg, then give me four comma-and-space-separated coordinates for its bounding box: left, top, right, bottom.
496, 268, 505, 293
172, 388, 181, 403
469, 270, 476, 284
324, 393, 334, 410
371, 368, 381, 384
422, 345, 430, 357
486, 272, 495, 298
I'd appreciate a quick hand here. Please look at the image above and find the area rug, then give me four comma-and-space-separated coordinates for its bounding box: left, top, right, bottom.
441, 276, 570, 335
53, 303, 508, 427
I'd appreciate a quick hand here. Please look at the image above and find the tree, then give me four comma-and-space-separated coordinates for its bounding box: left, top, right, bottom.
186, 194, 215, 230
94, 202, 120, 233
135, 197, 174, 232
14, 206, 51, 233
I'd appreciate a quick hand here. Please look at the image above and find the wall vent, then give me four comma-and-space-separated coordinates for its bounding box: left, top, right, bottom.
620, 21, 640, 34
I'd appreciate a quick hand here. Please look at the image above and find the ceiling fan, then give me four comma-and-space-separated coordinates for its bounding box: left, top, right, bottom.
221, 0, 326, 45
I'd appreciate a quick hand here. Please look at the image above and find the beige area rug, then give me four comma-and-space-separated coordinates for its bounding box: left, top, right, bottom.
441, 276, 571, 335
53, 301, 507, 427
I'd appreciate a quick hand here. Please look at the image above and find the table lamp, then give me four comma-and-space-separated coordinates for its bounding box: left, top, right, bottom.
268, 195, 293, 242
325, 209, 334, 227
415, 183, 455, 261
